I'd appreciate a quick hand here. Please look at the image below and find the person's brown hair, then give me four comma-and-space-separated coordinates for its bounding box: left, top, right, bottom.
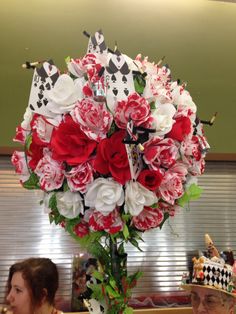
7, 257, 59, 308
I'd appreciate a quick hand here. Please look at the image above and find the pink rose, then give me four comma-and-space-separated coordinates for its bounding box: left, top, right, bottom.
67, 54, 98, 77
132, 206, 164, 231
30, 114, 54, 145
114, 92, 151, 129
71, 99, 112, 141
65, 162, 94, 193
74, 220, 90, 238
13, 126, 29, 144
34, 149, 65, 191
143, 137, 179, 170
181, 135, 207, 176
89, 208, 123, 234
159, 163, 188, 204
158, 201, 181, 217
11, 151, 30, 183
188, 158, 206, 176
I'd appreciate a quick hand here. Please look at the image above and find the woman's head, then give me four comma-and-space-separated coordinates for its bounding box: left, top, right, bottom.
6, 258, 59, 313
191, 286, 235, 314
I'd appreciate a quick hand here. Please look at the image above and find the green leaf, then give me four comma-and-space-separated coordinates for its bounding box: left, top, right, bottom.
123, 306, 133, 314
106, 285, 120, 298
22, 172, 40, 190
178, 183, 202, 207
188, 183, 203, 200
109, 278, 117, 289
123, 224, 129, 240
149, 101, 156, 110
24, 134, 32, 152
49, 193, 57, 210
89, 283, 104, 300
121, 214, 131, 222
65, 56, 71, 64
63, 181, 69, 192
92, 270, 104, 282
129, 238, 143, 251
107, 121, 117, 137
133, 74, 146, 95
159, 212, 170, 230
128, 270, 143, 283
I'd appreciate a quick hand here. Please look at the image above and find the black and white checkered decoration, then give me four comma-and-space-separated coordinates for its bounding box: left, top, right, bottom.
203, 260, 232, 291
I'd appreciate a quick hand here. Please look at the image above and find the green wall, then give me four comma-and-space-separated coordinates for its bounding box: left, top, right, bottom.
1, 0, 236, 152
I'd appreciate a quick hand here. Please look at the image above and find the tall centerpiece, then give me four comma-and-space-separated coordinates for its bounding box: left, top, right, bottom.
12, 30, 209, 314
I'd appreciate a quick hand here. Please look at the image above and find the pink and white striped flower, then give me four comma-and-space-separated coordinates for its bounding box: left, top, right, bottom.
71, 98, 112, 141
159, 162, 188, 204
65, 162, 94, 193
34, 149, 65, 191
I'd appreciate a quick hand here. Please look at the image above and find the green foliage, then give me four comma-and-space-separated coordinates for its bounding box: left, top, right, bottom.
178, 183, 202, 207
123, 307, 134, 314
133, 73, 146, 95
89, 283, 104, 300
122, 224, 129, 240
22, 172, 40, 190
24, 134, 32, 152
107, 120, 117, 137
149, 101, 156, 110
159, 212, 170, 230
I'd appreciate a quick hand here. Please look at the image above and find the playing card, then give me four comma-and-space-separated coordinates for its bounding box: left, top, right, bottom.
27, 60, 60, 116
104, 50, 135, 112
87, 30, 107, 55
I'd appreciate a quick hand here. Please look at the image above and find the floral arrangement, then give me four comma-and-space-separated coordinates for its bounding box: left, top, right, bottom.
12, 30, 209, 314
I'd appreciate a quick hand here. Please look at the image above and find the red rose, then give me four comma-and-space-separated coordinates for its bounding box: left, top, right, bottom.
167, 116, 191, 142
137, 169, 164, 191
94, 130, 131, 185
50, 115, 97, 166
27, 141, 44, 171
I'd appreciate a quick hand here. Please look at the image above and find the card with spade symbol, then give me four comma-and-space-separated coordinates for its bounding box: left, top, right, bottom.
104, 50, 135, 112
28, 60, 60, 116
87, 29, 107, 55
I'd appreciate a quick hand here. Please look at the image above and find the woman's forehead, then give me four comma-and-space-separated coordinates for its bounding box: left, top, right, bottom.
191, 286, 221, 297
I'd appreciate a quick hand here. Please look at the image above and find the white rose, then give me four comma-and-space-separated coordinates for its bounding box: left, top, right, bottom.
43, 192, 54, 214
56, 191, 84, 219
151, 103, 176, 137
46, 74, 83, 114
171, 82, 196, 119
85, 178, 124, 216
124, 181, 158, 216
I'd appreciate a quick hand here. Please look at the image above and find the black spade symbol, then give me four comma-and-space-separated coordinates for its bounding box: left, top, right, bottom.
111, 74, 116, 83
43, 98, 48, 106
45, 82, 51, 90
112, 88, 118, 96
37, 101, 42, 108
124, 88, 129, 96
122, 75, 127, 83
